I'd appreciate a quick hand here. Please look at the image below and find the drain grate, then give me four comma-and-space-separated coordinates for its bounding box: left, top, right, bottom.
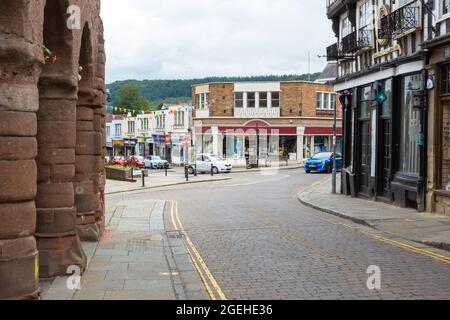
166, 232, 183, 239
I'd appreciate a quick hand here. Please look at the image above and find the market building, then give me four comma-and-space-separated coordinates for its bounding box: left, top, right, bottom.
325, 0, 450, 214
192, 80, 342, 167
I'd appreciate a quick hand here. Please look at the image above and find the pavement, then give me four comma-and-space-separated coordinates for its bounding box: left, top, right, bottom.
42, 199, 210, 300
298, 174, 450, 252
105, 170, 232, 195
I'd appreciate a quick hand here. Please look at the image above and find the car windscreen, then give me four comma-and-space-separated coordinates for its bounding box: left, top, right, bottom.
312, 153, 332, 160
152, 156, 162, 160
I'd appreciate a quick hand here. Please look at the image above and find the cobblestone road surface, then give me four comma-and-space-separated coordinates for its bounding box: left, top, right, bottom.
111, 169, 450, 300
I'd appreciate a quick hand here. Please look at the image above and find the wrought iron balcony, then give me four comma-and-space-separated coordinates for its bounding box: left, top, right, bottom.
326, 43, 339, 61
378, 2, 421, 40
341, 29, 372, 54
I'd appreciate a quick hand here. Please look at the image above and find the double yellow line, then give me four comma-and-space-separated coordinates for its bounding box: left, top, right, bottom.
170, 201, 227, 300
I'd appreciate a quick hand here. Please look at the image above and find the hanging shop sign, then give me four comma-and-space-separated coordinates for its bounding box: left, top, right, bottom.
153, 135, 166, 143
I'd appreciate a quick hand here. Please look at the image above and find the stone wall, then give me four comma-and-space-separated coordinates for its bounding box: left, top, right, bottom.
0, 0, 106, 299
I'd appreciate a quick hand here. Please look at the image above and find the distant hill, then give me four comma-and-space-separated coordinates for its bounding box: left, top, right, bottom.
107, 74, 321, 108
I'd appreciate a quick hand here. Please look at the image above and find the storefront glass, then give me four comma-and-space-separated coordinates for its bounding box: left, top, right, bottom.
399, 73, 422, 176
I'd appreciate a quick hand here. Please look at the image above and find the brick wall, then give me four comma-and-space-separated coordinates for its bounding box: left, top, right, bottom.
209, 83, 234, 117
280, 82, 337, 118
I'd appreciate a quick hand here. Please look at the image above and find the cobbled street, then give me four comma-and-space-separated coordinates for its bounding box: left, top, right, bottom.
107, 169, 450, 300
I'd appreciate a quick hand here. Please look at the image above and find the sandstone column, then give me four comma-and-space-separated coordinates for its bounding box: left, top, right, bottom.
0, 0, 43, 299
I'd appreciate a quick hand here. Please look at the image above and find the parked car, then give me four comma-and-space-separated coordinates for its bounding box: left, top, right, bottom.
305, 152, 342, 173
125, 156, 145, 168
111, 156, 125, 166
144, 155, 170, 169
194, 154, 232, 174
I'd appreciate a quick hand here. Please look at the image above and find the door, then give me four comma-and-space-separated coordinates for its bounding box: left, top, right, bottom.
381, 119, 392, 198
196, 155, 206, 172
359, 121, 371, 195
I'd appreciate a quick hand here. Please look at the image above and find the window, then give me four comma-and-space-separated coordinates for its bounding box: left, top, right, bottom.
196, 93, 208, 109
316, 92, 337, 110
115, 124, 121, 136
259, 92, 268, 108
175, 111, 185, 127
128, 121, 135, 134
382, 79, 393, 117
359, 86, 372, 118
106, 126, 111, 137
358, 1, 371, 28
443, 65, 450, 94
271, 92, 280, 108
399, 73, 423, 176
247, 92, 256, 108
445, 0, 450, 15
235, 92, 244, 108
341, 16, 351, 37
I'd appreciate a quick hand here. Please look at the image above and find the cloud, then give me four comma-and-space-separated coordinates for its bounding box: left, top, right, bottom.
101, 0, 335, 83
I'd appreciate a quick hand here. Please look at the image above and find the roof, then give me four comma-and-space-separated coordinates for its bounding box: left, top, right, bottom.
316, 63, 338, 83
192, 80, 328, 88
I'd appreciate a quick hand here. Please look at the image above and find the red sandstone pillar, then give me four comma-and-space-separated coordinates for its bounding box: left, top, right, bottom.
0, 0, 43, 299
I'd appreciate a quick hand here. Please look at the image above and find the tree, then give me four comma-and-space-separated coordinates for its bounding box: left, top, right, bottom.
114, 84, 152, 114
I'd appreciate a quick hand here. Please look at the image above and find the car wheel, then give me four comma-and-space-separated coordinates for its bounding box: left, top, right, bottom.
305, 170, 311, 174
164, 163, 170, 169
188, 167, 195, 175
212, 167, 219, 175
326, 164, 332, 174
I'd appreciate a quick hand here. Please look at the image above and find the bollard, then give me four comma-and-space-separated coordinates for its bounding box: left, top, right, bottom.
185, 165, 189, 182
165, 166, 168, 177
194, 164, 197, 177
211, 163, 214, 177
142, 170, 145, 187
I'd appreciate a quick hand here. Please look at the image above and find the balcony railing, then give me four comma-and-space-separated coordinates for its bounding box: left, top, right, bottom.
378, 2, 421, 39
326, 43, 339, 61
341, 29, 372, 54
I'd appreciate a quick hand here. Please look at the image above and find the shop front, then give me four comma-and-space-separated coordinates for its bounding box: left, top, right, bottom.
171, 133, 190, 166
424, 39, 450, 215
153, 135, 172, 162
196, 120, 341, 167
112, 140, 124, 157
124, 138, 137, 157
339, 68, 426, 210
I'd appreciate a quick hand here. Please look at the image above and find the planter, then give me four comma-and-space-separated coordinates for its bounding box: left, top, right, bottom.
105, 166, 133, 181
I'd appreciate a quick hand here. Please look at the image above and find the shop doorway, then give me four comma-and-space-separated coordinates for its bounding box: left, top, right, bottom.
358, 86, 372, 196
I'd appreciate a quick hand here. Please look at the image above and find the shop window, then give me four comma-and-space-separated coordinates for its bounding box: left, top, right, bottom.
248, 92, 256, 108
260, 92, 268, 108
382, 79, 393, 117
442, 64, 450, 95
399, 73, 423, 176
359, 85, 372, 119
235, 92, 244, 108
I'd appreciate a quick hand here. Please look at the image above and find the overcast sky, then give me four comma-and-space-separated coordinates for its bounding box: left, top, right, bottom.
101, 0, 334, 84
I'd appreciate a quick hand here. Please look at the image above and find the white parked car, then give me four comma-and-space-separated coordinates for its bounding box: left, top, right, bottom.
144, 156, 170, 169
193, 154, 232, 174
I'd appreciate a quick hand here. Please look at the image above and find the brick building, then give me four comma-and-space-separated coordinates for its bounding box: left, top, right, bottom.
192, 80, 342, 166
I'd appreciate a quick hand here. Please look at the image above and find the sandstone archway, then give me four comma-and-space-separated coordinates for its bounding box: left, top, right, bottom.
36, 0, 87, 279
0, 0, 106, 299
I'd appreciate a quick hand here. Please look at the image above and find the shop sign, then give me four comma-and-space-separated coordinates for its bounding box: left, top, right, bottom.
113, 140, 125, 147
124, 139, 137, 147
145, 136, 154, 144
373, 44, 401, 59
153, 135, 166, 143
165, 135, 172, 143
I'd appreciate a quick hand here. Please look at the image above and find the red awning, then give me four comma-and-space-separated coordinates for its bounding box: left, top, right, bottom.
304, 127, 342, 136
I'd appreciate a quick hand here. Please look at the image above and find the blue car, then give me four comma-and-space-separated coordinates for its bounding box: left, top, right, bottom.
305, 152, 342, 173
